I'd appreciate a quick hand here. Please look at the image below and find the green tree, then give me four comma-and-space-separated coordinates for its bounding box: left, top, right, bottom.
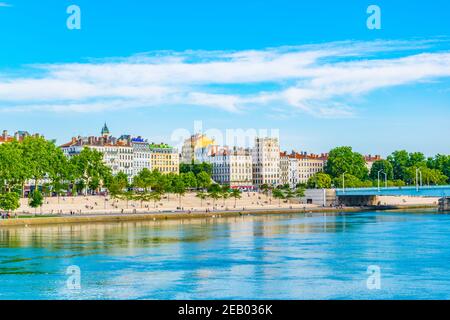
0, 141, 29, 194
197, 171, 211, 190
284, 189, 296, 204
230, 189, 242, 208
387, 150, 410, 181
72, 147, 111, 195
260, 184, 271, 199
21, 136, 60, 189
221, 185, 230, 205
272, 189, 285, 206
333, 174, 362, 188
295, 186, 305, 198
180, 162, 213, 176
196, 191, 208, 207
369, 160, 394, 181
208, 190, 221, 208
0, 192, 20, 215
172, 177, 186, 207
149, 191, 162, 208
307, 172, 332, 189
28, 190, 44, 215
181, 172, 198, 189
324, 146, 368, 180
427, 154, 450, 183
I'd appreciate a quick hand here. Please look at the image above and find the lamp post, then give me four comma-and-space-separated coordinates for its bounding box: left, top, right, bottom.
342, 172, 346, 194
416, 168, 423, 192
377, 170, 383, 192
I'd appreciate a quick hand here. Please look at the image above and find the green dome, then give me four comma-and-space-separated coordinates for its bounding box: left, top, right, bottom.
101, 123, 110, 136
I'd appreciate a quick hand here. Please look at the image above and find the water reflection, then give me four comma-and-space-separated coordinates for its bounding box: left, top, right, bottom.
1, 210, 450, 299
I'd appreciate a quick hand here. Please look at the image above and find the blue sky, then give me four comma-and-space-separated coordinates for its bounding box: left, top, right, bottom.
0, 0, 449, 156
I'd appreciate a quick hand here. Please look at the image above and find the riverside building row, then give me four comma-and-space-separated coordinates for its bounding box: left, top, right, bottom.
1, 126, 380, 189
59, 124, 179, 181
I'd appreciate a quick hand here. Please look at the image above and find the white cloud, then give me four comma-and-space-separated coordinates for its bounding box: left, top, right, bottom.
0, 2, 11, 7
1, 39, 450, 117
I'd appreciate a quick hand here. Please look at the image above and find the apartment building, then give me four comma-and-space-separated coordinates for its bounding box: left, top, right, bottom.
252, 137, 280, 188
149, 143, 179, 174
206, 146, 253, 189
180, 133, 215, 164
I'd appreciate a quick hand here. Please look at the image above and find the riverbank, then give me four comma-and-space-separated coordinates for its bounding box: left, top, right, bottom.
0, 203, 438, 227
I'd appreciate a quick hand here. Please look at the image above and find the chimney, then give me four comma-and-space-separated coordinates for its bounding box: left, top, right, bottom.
2, 130, 7, 139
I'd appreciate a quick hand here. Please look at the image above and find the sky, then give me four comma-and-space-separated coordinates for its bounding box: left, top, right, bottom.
0, 0, 449, 156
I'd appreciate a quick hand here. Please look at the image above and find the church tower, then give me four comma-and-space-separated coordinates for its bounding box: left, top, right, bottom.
101, 123, 110, 138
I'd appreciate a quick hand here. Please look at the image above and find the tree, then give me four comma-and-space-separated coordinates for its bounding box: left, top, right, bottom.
369, 160, 394, 181
427, 154, 450, 183
196, 191, 208, 207
307, 172, 332, 189
407, 152, 426, 168
0, 192, 20, 215
333, 174, 362, 188
324, 146, 368, 180
172, 177, 186, 207
149, 191, 162, 208
181, 172, 197, 189
0, 140, 29, 194
295, 186, 305, 198
208, 190, 221, 208
29, 190, 44, 215
284, 189, 295, 204
272, 189, 285, 206
221, 185, 230, 205
230, 189, 242, 208
387, 150, 410, 181
180, 162, 213, 176
133, 168, 153, 191
106, 171, 129, 199
20, 136, 68, 197
71, 147, 111, 195
260, 184, 271, 198
197, 171, 211, 190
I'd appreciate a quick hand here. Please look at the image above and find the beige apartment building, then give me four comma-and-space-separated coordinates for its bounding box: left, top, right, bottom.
206, 147, 253, 189
252, 137, 280, 188
149, 143, 180, 174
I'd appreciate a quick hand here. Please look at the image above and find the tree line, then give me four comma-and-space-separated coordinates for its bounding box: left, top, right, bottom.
307, 146, 450, 189
0, 136, 238, 214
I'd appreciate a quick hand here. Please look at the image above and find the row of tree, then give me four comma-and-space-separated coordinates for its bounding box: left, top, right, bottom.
0, 136, 222, 214
307, 146, 450, 189
0, 136, 116, 214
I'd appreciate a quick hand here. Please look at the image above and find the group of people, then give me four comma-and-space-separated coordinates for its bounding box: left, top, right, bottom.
1, 212, 14, 219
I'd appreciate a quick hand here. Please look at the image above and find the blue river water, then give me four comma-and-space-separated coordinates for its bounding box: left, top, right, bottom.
1, 210, 450, 300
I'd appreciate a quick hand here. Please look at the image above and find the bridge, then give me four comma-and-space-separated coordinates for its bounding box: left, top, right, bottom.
335, 185, 450, 211
336, 185, 450, 197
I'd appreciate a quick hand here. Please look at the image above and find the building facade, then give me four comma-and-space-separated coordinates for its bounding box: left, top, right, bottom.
295, 152, 328, 184
60, 124, 134, 179
180, 134, 215, 164
132, 137, 151, 176
365, 154, 382, 171
149, 143, 179, 174
206, 147, 253, 189
252, 137, 280, 188
0, 130, 42, 144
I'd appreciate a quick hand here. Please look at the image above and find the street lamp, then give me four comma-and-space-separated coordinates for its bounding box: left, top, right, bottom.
342, 172, 346, 194
377, 170, 383, 192
416, 168, 423, 192
383, 171, 388, 189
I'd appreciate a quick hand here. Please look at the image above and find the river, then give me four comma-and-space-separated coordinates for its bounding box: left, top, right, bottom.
1, 210, 450, 299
